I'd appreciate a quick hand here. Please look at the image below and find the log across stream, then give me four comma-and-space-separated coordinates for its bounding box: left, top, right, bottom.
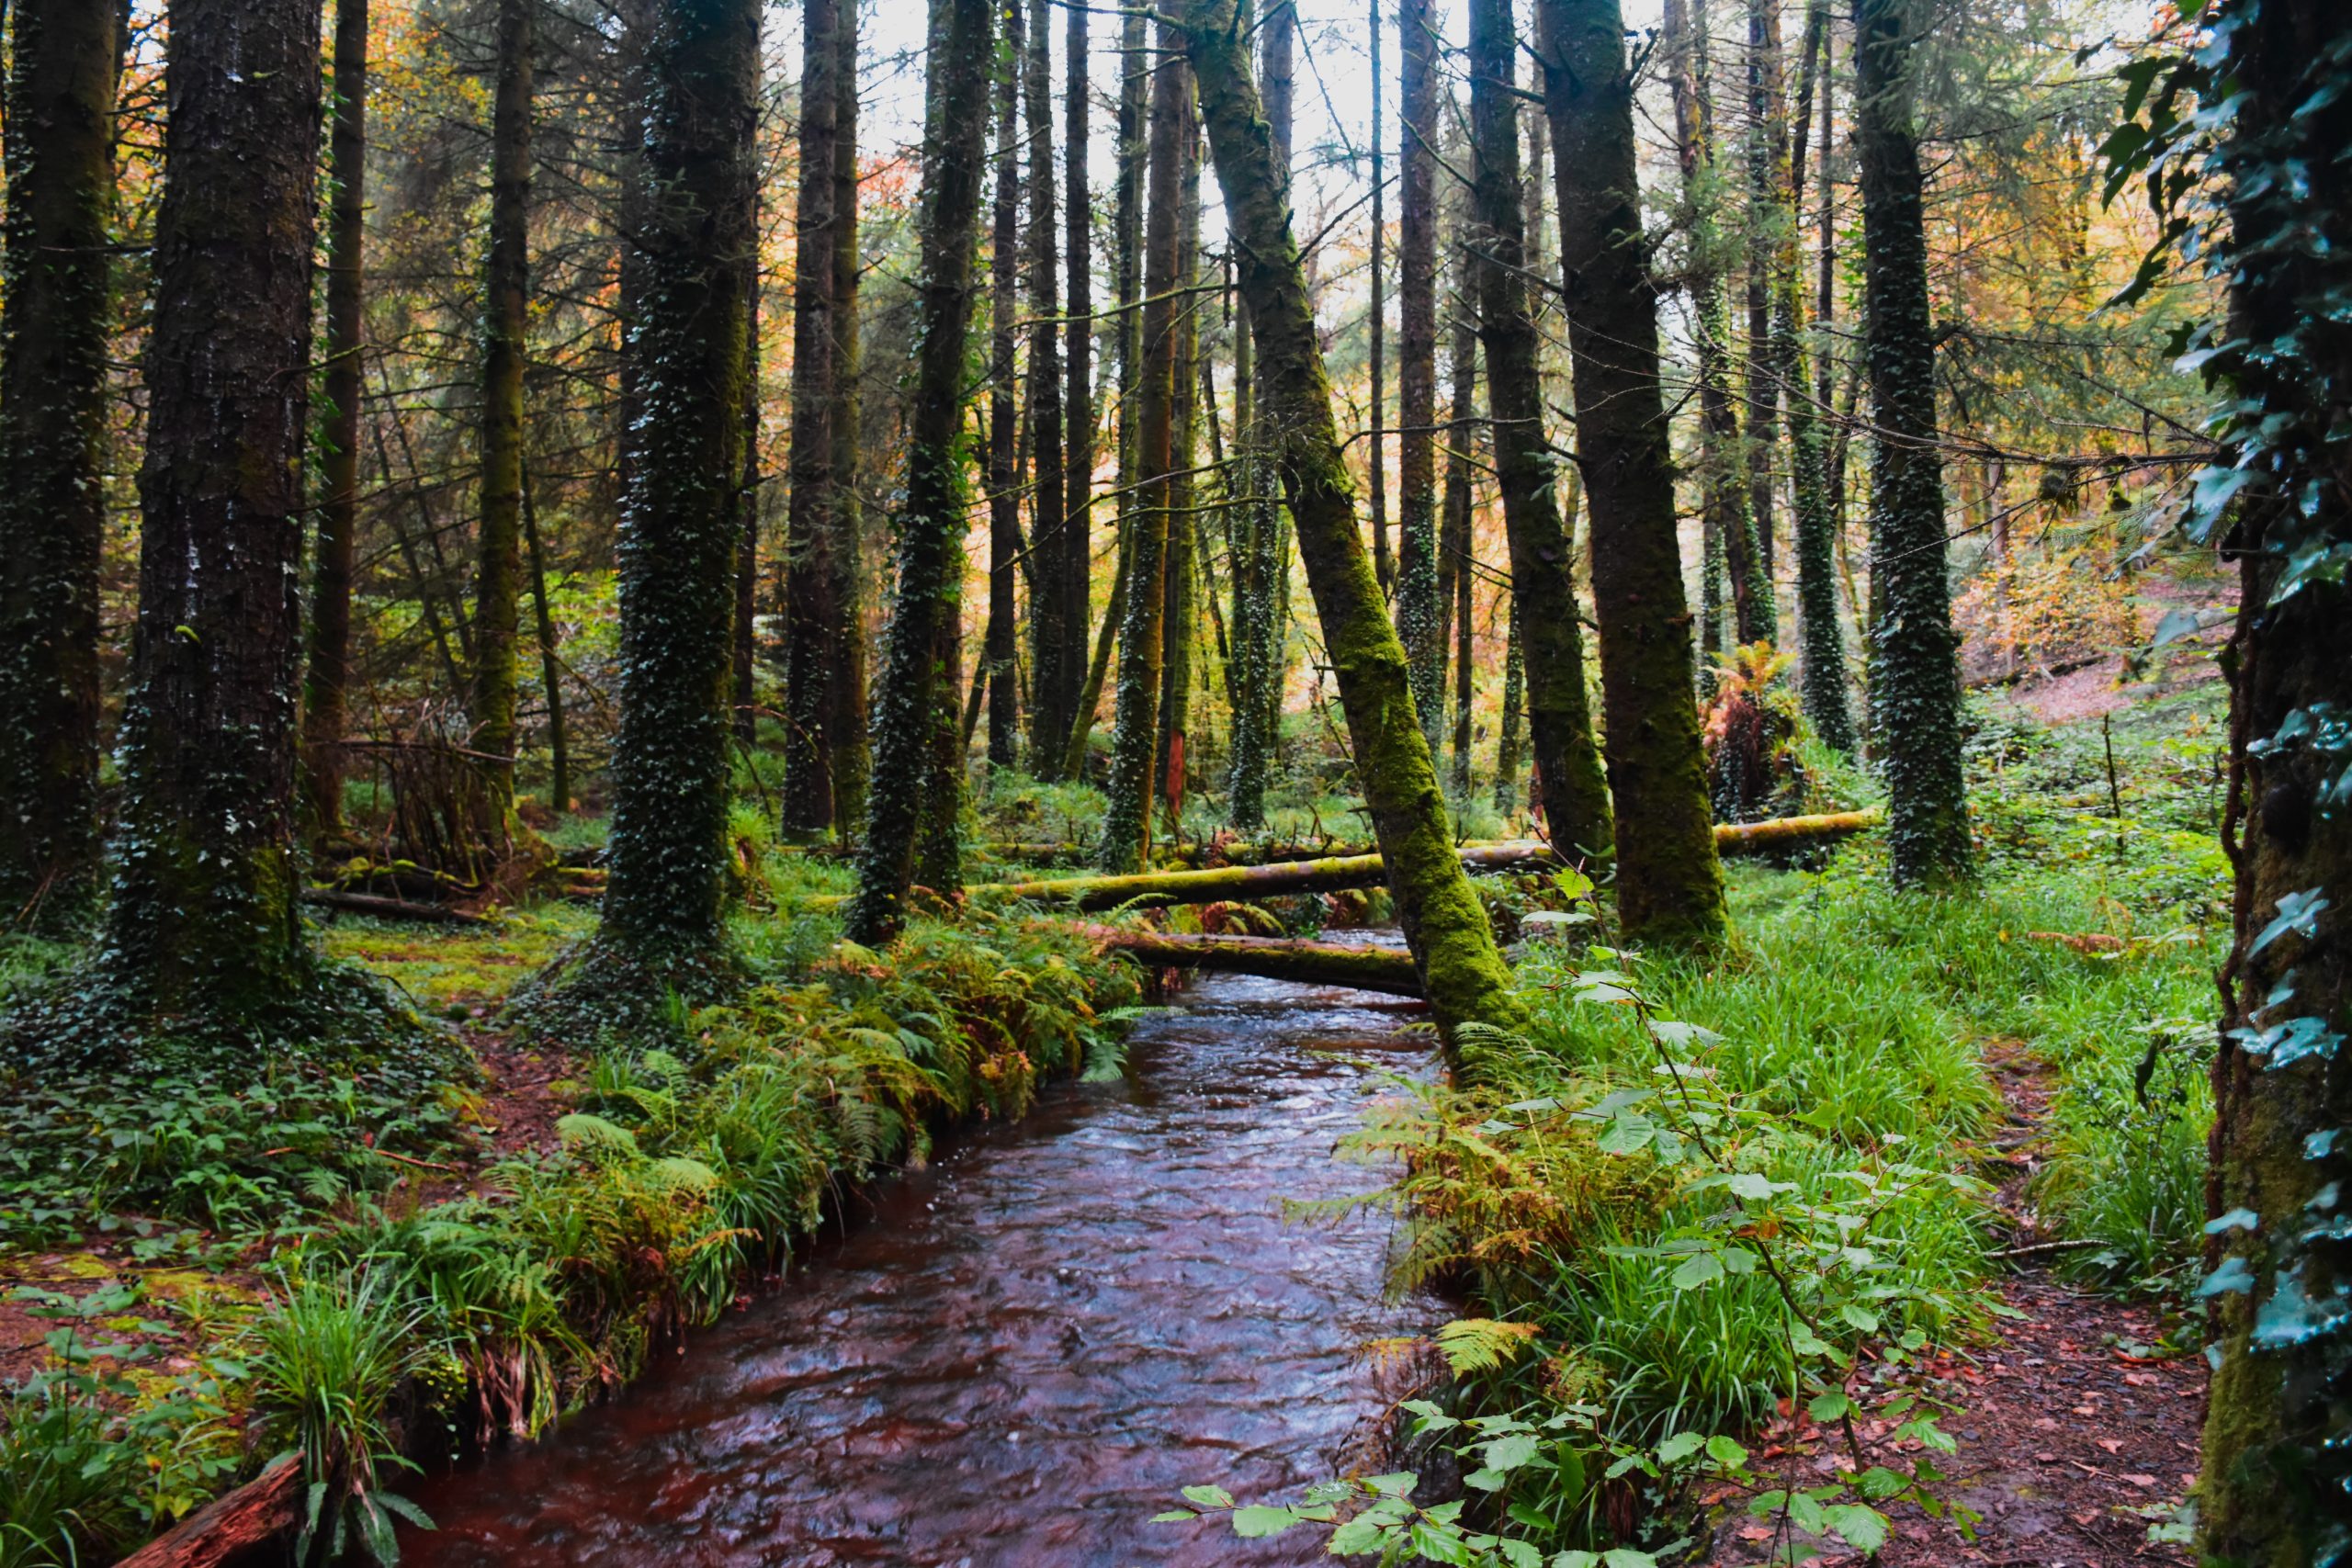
401, 963, 1444, 1565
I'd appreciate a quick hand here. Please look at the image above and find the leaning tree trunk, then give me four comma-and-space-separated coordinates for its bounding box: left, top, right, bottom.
1468, 0, 1612, 861
299, 0, 367, 841
1396, 0, 1442, 755
782, 0, 842, 837
2193, 1, 2352, 1559
1536, 0, 1726, 947
0, 0, 119, 926
1854, 0, 1970, 887
100, 0, 326, 1021
472, 0, 533, 818
1023, 0, 1069, 771
843, 0, 994, 942
1183, 0, 1526, 1042
1095, 26, 1184, 874
587, 0, 759, 976
986, 0, 1023, 767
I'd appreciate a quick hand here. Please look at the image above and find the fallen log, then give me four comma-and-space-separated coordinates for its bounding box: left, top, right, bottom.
1710, 808, 1882, 853
302, 889, 490, 927
113, 1454, 303, 1568
970, 842, 1563, 912
1077, 923, 1424, 997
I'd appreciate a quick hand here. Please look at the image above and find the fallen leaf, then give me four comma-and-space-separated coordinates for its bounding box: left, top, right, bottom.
1739, 1525, 1775, 1542
2097, 1438, 2125, 1455
2123, 1473, 2159, 1488
2036, 1452, 2059, 1463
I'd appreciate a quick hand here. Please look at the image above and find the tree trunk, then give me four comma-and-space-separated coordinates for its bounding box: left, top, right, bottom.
1396, 0, 1442, 755
471, 0, 532, 824
1855, 0, 1969, 886
1022, 0, 1069, 771
1183, 0, 1526, 1042
298, 0, 365, 843
1743, 0, 1785, 592
1467, 0, 1612, 859
592, 0, 760, 972
2194, 2, 2352, 1556
0, 0, 119, 925
732, 283, 761, 748
826, 5, 869, 840
1062, 0, 1095, 755
1494, 593, 1523, 815
521, 473, 570, 815
1442, 202, 1479, 802
842, 0, 994, 942
1536, 0, 1726, 947
1080, 924, 1425, 998
782, 0, 842, 836
101, 0, 324, 1018
986, 0, 1023, 767
1096, 26, 1184, 874
1156, 102, 1203, 829
1367, 0, 1390, 596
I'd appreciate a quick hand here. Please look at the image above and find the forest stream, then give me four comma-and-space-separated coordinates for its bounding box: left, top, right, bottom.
401, 967, 1443, 1566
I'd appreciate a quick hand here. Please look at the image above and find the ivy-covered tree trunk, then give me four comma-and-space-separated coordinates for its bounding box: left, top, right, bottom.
98, 0, 324, 1016
2193, 2, 2352, 1558
826, 6, 870, 840
1022, 0, 1069, 772
1096, 25, 1183, 874
471, 0, 533, 816
986, 0, 1023, 768
0, 0, 120, 926
299, 0, 367, 841
1396, 0, 1442, 756
1854, 0, 1970, 886
1536, 0, 1726, 947
843, 0, 993, 942
1183, 0, 1526, 1042
590, 0, 759, 974
782, 0, 843, 838
1468, 0, 1611, 861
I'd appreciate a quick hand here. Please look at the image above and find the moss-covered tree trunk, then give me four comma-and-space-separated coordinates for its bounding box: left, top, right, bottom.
471, 0, 533, 817
1182, 0, 1526, 1041
299, 0, 367, 842
986, 0, 1023, 769
1468, 0, 1611, 861
842, 0, 993, 942
782, 0, 842, 837
101, 0, 324, 1011
2193, 2, 2352, 1558
1021, 0, 1069, 772
591, 0, 759, 972
1536, 0, 1726, 947
0, 0, 120, 925
1096, 25, 1183, 874
1854, 0, 1969, 886
1396, 0, 1442, 756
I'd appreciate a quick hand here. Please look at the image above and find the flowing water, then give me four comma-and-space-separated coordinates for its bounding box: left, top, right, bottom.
404, 968, 1443, 1566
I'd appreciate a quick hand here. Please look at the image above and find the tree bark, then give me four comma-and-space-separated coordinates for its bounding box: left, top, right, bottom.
99, 0, 327, 1022
827, 4, 870, 840
521, 473, 570, 814
593, 0, 760, 969
1743, 0, 1785, 591
2194, 2, 2352, 1556
1367, 0, 1390, 595
986, 0, 1023, 767
842, 0, 994, 942
1467, 0, 1612, 858
1156, 101, 1203, 828
1096, 26, 1184, 874
1855, 0, 1970, 886
1183, 0, 1527, 1041
1062, 0, 1095, 750
472, 0, 533, 819
782, 0, 842, 836
0, 0, 119, 925
298, 0, 366, 842
1536, 0, 1726, 946
1396, 0, 1442, 755
1022, 0, 1069, 771
1082, 924, 1425, 997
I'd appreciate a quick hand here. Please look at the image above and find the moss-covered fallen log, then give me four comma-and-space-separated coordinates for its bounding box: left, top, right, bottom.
1710, 808, 1882, 853
1078, 923, 1423, 997
975, 842, 1563, 911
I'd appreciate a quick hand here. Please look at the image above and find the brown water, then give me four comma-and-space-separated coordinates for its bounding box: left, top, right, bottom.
404, 969, 1442, 1567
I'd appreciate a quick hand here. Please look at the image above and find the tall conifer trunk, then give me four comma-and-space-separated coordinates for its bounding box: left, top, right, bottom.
472, 0, 533, 816
986, 0, 1023, 767
827, 6, 869, 839
1023, 0, 1068, 770
100, 0, 326, 1016
1396, 0, 1442, 754
845, 0, 995, 941
1854, 0, 1969, 886
1182, 0, 1525, 1042
1442, 298, 1479, 801
1536, 0, 1725, 946
1157, 103, 1203, 825
1096, 25, 1183, 874
590, 0, 759, 974
0, 0, 119, 924
1062, 0, 1094, 742
783, 0, 842, 836
1743, 0, 1786, 592
299, 0, 366, 842
1367, 0, 1389, 595
1467, 0, 1611, 858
